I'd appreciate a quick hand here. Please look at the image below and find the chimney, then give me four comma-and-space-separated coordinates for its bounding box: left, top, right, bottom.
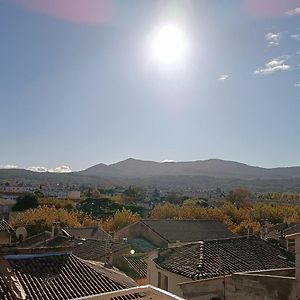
104, 238, 113, 268
51, 221, 61, 238
286, 233, 300, 299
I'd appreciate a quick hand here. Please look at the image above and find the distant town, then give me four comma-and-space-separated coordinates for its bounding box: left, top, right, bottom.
1, 159, 300, 299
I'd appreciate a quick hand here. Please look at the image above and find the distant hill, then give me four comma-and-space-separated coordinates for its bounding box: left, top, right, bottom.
80, 158, 300, 179
1, 158, 300, 192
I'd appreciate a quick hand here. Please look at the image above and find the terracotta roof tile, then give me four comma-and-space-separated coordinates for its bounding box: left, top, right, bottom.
123, 255, 148, 279
73, 239, 129, 261
0, 252, 137, 300
63, 227, 111, 240
155, 236, 295, 280
141, 219, 236, 243
0, 219, 13, 232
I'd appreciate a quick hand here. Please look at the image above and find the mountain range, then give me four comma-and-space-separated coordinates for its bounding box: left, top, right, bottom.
1, 158, 300, 192
80, 158, 300, 179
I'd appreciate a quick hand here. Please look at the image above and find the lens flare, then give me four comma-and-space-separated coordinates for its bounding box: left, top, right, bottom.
149, 25, 187, 65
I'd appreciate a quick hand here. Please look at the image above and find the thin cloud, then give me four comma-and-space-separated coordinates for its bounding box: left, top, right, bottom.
291, 34, 300, 41
161, 160, 175, 163
27, 166, 48, 172
286, 7, 300, 16
295, 83, 300, 87
50, 165, 72, 173
218, 75, 229, 81
27, 165, 72, 173
254, 56, 291, 75
265, 32, 281, 46
0, 164, 19, 169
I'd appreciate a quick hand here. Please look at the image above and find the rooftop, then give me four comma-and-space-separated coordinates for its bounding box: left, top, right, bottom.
72, 239, 129, 261
0, 252, 137, 300
63, 226, 111, 241
154, 236, 295, 280
0, 219, 13, 232
123, 255, 148, 279
73, 285, 184, 300
141, 219, 236, 243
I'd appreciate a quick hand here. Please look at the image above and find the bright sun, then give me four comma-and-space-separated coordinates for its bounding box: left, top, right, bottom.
150, 25, 187, 65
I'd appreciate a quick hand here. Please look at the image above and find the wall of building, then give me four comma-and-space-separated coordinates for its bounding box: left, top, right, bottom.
0, 232, 11, 245
179, 271, 296, 300
115, 222, 168, 248
147, 254, 192, 296
179, 276, 231, 300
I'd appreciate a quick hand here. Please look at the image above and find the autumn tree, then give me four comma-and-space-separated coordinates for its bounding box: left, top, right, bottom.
11, 206, 98, 236
227, 188, 252, 207
104, 208, 140, 232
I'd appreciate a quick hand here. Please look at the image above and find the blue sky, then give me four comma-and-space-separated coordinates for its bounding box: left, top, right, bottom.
1, 0, 300, 171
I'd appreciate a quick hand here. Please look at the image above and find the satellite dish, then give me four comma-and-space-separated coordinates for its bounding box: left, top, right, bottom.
16, 227, 27, 242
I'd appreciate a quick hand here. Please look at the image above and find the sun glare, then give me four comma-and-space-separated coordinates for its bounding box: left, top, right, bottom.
149, 25, 187, 65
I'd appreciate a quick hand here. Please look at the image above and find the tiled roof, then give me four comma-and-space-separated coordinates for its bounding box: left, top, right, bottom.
128, 237, 157, 253
63, 226, 111, 240
19, 231, 53, 248
72, 239, 129, 261
141, 219, 236, 243
0, 219, 13, 232
123, 255, 148, 279
284, 223, 300, 236
154, 236, 295, 280
265, 223, 300, 241
0, 252, 137, 300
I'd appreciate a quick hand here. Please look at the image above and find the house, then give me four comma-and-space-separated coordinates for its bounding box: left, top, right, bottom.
0, 219, 14, 245
147, 235, 295, 297
19, 231, 53, 248
0, 252, 137, 300
115, 219, 236, 249
19, 232, 130, 264
63, 226, 111, 240
0, 199, 15, 215
58, 285, 185, 300
68, 190, 81, 200
72, 239, 131, 264
265, 222, 300, 252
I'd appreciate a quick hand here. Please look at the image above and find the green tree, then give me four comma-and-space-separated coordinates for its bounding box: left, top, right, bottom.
12, 193, 38, 211
123, 186, 145, 204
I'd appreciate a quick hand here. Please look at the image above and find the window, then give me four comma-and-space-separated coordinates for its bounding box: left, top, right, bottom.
158, 272, 168, 291
163, 274, 169, 291
158, 272, 161, 288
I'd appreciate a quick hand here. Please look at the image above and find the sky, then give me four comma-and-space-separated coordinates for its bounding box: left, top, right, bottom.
1, 0, 300, 172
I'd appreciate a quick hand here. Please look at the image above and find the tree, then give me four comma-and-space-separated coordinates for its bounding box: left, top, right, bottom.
227, 188, 252, 207
12, 193, 38, 211
164, 192, 183, 205
123, 186, 145, 204
11, 206, 98, 236
104, 208, 140, 232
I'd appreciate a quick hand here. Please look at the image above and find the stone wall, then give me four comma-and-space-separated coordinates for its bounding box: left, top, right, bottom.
147, 253, 192, 296
230, 273, 296, 300
179, 270, 296, 300
0, 231, 11, 245
115, 222, 168, 248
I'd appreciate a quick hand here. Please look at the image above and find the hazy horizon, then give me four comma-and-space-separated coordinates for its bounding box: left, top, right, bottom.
1, 0, 300, 171
2, 156, 300, 173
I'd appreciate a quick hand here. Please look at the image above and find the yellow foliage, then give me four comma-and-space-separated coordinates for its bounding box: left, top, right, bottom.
38, 198, 76, 210
104, 208, 140, 232
11, 206, 98, 235
150, 201, 300, 234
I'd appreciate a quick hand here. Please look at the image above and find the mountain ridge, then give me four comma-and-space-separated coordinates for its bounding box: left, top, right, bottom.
79, 158, 300, 179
